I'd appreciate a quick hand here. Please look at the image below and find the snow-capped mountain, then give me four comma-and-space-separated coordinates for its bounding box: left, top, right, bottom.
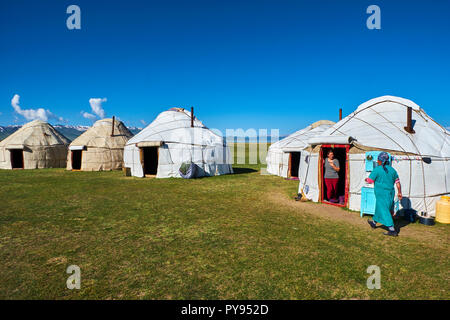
0, 125, 22, 140
54, 124, 90, 131
52, 124, 89, 141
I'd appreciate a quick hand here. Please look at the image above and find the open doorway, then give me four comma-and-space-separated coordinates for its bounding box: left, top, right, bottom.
10, 149, 24, 169
141, 147, 158, 176
288, 152, 301, 178
319, 145, 349, 207
71, 150, 82, 170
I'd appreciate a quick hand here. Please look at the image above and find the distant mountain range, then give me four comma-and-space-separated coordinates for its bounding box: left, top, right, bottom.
225, 135, 288, 143
0, 125, 22, 141
0, 124, 142, 142
0, 124, 287, 143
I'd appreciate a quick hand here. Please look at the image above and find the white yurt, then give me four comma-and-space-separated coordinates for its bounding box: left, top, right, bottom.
67, 117, 133, 171
0, 120, 69, 169
298, 96, 449, 216
266, 120, 335, 178
124, 108, 233, 178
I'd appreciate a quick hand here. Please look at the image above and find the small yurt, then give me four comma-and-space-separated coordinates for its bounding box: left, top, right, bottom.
0, 120, 69, 169
67, 117, 133, 171
266, 120, 335, 178
124, 107, 233, 178
298, 96, 450, 216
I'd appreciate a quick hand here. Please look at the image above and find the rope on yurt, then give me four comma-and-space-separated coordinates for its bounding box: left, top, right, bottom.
328, 99, 421, 136
348, 116, 415, 205
372, 108, 428, 213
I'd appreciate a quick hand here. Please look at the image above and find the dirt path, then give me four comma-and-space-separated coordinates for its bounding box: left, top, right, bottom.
267, 191, 449, 249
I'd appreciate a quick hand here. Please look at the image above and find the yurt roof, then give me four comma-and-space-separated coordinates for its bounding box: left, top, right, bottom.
126, 108, 224, 147
0, 120, 69, 148
70, 118, 133, 149
270, 120, 335, 152
310, 96, 449, 157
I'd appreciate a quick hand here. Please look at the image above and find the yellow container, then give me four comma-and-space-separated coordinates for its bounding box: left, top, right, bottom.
435, 196, 450, 224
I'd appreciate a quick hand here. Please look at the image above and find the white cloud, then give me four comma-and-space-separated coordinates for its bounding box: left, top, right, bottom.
81, 111, 97, 121
11, 94, 64, 122
140, 119, 146, 126
89, 98, 107, 118
46, 110, 65, 122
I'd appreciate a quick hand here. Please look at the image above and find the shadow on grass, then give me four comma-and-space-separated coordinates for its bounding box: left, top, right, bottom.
232, 167, 258, 175
373, 211, 417, 235
377, 222, 412, 235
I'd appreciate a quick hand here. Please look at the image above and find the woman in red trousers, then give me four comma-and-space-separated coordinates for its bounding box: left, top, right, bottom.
324, 150, 340, 203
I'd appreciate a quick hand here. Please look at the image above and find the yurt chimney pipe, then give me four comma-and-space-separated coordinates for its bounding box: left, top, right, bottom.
339, 108, 342, 121
404, 107, 415, 134
111, 116, 115, 136
191, 107, 194, 128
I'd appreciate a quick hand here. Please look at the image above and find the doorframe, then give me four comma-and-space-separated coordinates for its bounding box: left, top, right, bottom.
288, 152, 292, 177
288, 151, 300, 179
319, 144, 350, 208
139, 146, 159, 177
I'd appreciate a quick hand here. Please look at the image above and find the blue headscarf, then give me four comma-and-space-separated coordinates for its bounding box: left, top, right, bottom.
378, 152, 390, 173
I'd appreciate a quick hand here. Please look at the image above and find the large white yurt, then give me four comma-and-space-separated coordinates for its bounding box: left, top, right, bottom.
297, 96, 449, 216
266, 120, 335, 178
124, 108, 233, 178
67, 117, 133, 171
0, 120, 69, 169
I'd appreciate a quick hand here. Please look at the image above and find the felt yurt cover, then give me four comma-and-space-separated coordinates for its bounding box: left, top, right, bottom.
67, 118, 133, 171
0, 120, 69, 169
298, 96, 450, 216
266, 120, 335, 177
124, 108, 233, 178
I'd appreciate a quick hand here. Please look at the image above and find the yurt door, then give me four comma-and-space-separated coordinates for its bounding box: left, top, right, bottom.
10, 149, 24, 169
71, 150, 82, 170
360, 151, 392, 217
319, 144, 349, 207
141, 147, 158, 176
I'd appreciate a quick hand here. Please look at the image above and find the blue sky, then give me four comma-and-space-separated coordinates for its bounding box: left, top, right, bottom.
0, 0, 449, 134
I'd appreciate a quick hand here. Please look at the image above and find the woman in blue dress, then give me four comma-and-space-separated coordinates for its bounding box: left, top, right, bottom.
365, 152, 403, 237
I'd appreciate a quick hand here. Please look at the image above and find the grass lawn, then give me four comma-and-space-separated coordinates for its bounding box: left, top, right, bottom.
0, 144, 448, 299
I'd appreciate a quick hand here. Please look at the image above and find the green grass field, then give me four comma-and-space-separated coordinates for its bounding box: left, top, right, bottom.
0, 144, 448, 299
